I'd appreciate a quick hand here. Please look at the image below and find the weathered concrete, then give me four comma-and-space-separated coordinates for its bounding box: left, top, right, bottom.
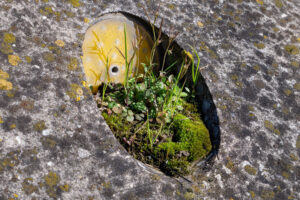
0, 0, 299, 199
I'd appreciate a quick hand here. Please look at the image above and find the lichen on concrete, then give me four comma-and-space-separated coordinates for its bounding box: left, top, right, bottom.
0, 0, 300, 199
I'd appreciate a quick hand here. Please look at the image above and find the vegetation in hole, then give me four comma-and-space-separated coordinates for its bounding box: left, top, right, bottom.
83, 12, 211, 176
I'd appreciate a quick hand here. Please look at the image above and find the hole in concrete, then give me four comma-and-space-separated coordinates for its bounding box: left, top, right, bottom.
82, 12, 221, 177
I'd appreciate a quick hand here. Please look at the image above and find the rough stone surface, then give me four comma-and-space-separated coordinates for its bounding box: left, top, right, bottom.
0, 0, 299, 199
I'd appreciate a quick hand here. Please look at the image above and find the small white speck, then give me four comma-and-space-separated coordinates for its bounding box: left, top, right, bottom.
47, 161, 54, 166
33, 65, 40, 69
15, 136, 22, 145
210, 10, 214, 14
103, 150, 107, 154
281, 13, 287, 18
12, 44, 16, 47
67, 131, 74, 137
77, 125, 81, 128
42, 16, 47, 20
42, 129, 51, 136
78, 148, 91, 158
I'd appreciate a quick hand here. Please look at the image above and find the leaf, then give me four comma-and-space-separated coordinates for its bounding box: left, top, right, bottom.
128, 110, 134, 116
185, 87, 190, 93
126, 115, 134, 122
108, 102, 116, 109
180, 92, 188, 97
156, 111, 166, 124
112, 106, 122, 114
135, 114, 142, 121
177, 105, 183, 111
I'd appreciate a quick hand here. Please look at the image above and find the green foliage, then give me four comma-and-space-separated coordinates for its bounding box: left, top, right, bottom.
98, 16, 211, 176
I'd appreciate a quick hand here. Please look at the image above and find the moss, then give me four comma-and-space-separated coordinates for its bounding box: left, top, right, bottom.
264, 120, 274, 130
274, 0, 283, 8
282, 171, 290, 179
34, 120, 46, 132
44, 171, 60, 187
59, 184, 70, 192
254, 42, 265, 49
0, 79, 13, 90
55, 40, 65, 47
284, 45, 299, 55
284, 89, 292, 96
42, 137, 57, 149
172, 114, 211, 161
225, 158, 235, 171
47, 45, 61, 55
244, 165, 257, 175
296, 135, 300, 149
67, 83, 82, 100
103, 101, 211, 176
261, 190, 275, 200
25, 56, 32, 63
68, 0, 82, 7
102, 112, 131, 135
0, 42, 13, 54
249, 191, 255, 198
68, 57, 78, 71
8, 54, 21, 66
42, 52, 55, 62
22, 178, 39, 195
183, 192, 195, 200
293, 83, 300, 90
3, 33, 16, 43
253, 65, 261, 71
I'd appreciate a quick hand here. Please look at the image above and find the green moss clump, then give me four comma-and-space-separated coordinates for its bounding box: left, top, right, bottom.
172, 114, 211, 161
101, 90, 211, 176
102, 112, 131, 135
153, 113, 211, 175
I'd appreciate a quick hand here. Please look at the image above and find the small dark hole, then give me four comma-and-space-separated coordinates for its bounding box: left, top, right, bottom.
112, 66, 119, 73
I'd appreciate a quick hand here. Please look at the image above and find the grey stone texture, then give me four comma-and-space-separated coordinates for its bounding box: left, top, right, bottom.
0, 0, 299, 199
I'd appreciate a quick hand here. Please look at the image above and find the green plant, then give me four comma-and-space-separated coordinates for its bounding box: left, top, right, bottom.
97, 11, 211, 176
